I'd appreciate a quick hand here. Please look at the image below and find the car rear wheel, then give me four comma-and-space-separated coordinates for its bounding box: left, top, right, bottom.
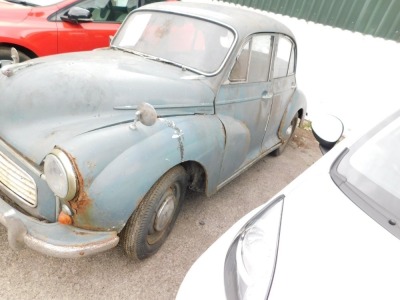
0, 47, 31, 62
121, 165, 188, 260
271, 114, 298, 156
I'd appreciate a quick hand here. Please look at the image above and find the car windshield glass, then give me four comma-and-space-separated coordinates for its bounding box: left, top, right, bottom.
348, 116, 400, 199
112, 11, 235, 75
332, 112, 400, 238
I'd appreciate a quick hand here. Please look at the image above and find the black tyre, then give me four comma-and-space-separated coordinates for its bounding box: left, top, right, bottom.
121, 165, 188, 260
271, 114, 298, 157
0, 46, 31, 62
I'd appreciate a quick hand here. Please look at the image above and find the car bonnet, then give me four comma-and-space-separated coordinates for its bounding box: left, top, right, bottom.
0, 49, 215, 164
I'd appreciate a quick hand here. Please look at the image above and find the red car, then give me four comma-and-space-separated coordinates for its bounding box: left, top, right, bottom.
0, 0, 172, 61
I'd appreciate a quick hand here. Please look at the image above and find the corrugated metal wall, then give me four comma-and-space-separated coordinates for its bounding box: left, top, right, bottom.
216, 0, 400, 42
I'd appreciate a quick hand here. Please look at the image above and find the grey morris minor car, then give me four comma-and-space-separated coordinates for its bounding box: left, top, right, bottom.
0, 2, 306, 260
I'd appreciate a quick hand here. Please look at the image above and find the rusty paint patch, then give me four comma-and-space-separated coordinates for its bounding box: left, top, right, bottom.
159, 118, 185, 162
63, 151, 93, 216
62, 151, 115, 231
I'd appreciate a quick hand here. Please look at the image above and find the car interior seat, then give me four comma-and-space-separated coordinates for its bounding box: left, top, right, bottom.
90, 0, 112, 21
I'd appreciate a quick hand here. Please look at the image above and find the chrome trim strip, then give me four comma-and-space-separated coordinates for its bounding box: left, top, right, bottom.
24, 234, 120, 259
114, 103, 214, 110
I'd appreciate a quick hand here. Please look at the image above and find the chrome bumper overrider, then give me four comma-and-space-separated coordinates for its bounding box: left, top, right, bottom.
0, 196, 119, 258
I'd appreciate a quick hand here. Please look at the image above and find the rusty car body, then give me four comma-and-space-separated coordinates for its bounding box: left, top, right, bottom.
0, 2, 306, 260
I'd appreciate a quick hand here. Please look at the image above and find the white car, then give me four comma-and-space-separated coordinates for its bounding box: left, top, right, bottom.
177, 110, 400, 300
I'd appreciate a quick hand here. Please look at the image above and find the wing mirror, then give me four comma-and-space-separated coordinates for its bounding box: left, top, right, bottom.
130, 103, 158, 130
311, 115, 344, 155
61, 7, 93, 24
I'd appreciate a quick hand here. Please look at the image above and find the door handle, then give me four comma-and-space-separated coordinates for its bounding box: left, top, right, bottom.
291, 82, 297, 89
262, 91, 273, 100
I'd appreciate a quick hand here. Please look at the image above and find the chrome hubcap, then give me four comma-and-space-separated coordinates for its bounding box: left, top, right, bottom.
154, 195, 175, 232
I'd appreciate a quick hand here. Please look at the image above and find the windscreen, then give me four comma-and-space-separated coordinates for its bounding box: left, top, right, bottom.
349, 116, 400, 199
112, 11, 235, 75
332, 112, 400, 238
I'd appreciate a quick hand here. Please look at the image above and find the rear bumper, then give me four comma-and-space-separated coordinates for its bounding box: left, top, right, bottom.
0, 196, 119, 258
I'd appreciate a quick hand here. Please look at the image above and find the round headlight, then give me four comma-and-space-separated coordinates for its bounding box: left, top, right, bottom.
44, 149, 77, 200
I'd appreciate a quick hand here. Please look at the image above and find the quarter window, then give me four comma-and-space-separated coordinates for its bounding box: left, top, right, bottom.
229, 41, 250, 82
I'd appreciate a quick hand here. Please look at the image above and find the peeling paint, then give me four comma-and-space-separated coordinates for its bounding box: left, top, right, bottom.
159, 118, 185, 162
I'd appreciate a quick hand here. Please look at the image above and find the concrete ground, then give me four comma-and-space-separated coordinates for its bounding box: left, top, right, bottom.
0, 127, 321, 300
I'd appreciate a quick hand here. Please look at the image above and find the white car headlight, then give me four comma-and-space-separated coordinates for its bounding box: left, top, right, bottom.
224, 195, 284, 300
44, 149, 77, 201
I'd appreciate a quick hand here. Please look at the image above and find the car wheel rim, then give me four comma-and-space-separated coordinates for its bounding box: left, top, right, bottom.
147, 183, 180, 245
154, 194, 175, 232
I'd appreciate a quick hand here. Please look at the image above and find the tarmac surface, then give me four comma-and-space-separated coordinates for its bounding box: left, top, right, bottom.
0, 126, 321, 300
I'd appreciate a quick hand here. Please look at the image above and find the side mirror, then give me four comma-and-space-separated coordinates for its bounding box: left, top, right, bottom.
61, 7, 92, 24
130, 103, 157, 130
311, 115, 344, 155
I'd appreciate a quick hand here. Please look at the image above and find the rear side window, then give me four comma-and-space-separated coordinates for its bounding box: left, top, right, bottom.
273, 36, 295, 78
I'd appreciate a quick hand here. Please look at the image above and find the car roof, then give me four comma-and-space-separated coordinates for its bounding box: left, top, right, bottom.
137, 1, 295, 41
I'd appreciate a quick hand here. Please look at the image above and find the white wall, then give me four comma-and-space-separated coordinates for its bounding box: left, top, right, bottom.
270, 14, 400, 135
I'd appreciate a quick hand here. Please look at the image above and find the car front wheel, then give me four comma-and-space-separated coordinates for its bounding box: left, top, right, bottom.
121, 165, 188, 260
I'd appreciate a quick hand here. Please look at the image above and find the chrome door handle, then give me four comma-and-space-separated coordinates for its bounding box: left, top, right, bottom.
262, 91, 273, 100
291, 83, 297, 89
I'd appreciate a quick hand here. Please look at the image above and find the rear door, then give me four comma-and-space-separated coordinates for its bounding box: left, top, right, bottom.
262, 35, 297, 151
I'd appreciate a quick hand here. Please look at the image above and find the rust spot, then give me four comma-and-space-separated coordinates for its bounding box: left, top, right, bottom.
63, 152, 93, 216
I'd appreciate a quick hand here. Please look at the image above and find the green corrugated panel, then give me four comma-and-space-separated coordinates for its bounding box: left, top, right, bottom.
217, 0, 400, 42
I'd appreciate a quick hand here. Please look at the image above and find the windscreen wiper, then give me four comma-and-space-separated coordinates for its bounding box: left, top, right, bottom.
6, 0, 37, 6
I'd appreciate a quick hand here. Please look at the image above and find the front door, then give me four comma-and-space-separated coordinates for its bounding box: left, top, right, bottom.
216, 34, 274, 184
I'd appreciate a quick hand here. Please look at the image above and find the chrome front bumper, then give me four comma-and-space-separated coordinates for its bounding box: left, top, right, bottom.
0, 196, 119, 258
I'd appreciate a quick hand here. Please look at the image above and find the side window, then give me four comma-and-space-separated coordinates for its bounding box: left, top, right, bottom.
248, 35, 272, 82
74, 0, 137, 22
273, 36, 295, 78
229, 34, 272, 83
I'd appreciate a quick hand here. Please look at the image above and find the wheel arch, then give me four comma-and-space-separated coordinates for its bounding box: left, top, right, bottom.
0, 43, 37, 59
278, 88, 307, 141
181, 160, 208, 193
